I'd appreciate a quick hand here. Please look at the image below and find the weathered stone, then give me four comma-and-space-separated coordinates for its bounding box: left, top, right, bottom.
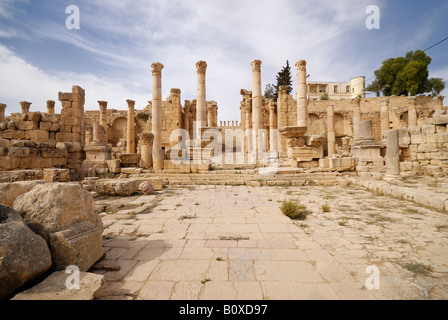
49, 221, 103, 271
0, 205, 52, 300
118, 153, 141, 167
43, 169, 70, 183
139, 182, 155, 195
13, 183, 103, 243
106, 160, 121, 174
0, 181, 46, 207
114, 180, 140, 196
12, 271, 104, 301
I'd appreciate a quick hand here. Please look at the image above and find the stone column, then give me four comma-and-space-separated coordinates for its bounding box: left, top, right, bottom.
352, 97, 361, 140
269, 101, 278, 157
385, 129, 401, 181
0, 104, 6, 122
380, 99, 390, 140
126, 99, 136, 154
151, 62, 165, 170
434, 95, 444, 112
327, 104, 336, 157
296, 60, 308, 128
20, 101, 31, 116
47, 100, 55, 115
408, 97, 418, 127
213, 103, 218, 127
207, 104, 213, 128
92, 123, 107, 144
251, 60, 263, 156
140, 133, 155, 168
98, 101, 108, 131
184, 101, 191, 133
196, 61, 208, 146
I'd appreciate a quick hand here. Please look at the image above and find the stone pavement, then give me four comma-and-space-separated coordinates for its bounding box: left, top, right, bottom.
92, 184, 448, 300
93, 185, 372, 300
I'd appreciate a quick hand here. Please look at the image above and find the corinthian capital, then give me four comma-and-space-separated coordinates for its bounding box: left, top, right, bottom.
151, 62, 164, 76
295, 60, 307, 72
126, 99, 135, 108
251, 60, 262, 73
196, 61, 208, 74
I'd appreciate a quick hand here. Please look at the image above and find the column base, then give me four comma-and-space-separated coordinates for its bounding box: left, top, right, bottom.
153, 149, 166, 170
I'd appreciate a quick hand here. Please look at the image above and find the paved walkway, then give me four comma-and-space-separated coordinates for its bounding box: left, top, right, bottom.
93, 185, 378, 300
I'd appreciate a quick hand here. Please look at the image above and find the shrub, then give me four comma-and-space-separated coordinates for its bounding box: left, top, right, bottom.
281, 199, 310, 220
322, 202, 330, 213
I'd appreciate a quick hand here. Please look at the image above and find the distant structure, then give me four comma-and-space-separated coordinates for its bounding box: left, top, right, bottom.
308, 76, 366, 101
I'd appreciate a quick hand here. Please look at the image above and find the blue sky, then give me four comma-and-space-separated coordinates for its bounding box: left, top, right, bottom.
0, 0, 447, 121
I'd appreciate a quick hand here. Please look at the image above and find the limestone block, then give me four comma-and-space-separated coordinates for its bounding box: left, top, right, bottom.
13, 183, 103, 243
106, 160, 121, 173
41, 114, 61, 123
399, 162, 413, 171
422, 125, 436, 135
94, 180, 116, 196
13, 130, 25, 140
58, 92, 73, 101
25, 130, 49, 142
0, 205, 52, 300
18, 121, 38, 131
8, 147, 37, 158
27, 112, 42, 122
49, 221, 103, 271
121, 168, 143, 175
43, 169, 70, 183
12, 271, 104, 301
411, 134, 426, 145
52, 158, 68, 167
40, 148, 68, 158
114, 180, 140, 196
0, 138, 11, 148
0, 181, 46, 207
408, 126, 421, 135
3, 130, 13, 139
40, 122, 60, 132
118, 153, 141, 167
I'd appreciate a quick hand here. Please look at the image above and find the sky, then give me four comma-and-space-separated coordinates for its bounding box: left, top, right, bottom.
0, 0, 447, 122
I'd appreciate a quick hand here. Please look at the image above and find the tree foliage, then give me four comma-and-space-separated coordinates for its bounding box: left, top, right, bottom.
371, 50, 445, 97
264, 84, 276, 100
274, 60, 293, 101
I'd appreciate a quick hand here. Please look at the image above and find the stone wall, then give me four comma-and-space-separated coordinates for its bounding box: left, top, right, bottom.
0, 86, 86, 178
400, 114, 448, 177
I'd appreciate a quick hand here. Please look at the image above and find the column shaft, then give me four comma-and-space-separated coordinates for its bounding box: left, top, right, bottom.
126, 100, 136, 154
296, 60, 308, 128
152, 62, 165, 170
251, 60, 263, 155
327, 104, 336, 157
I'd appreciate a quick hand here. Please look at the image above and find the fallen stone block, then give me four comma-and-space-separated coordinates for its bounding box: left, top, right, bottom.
43, 169, 70, 183
12, 271, 104, 300
0, 180, 46, 207
13, 183, 103, 243
139, 182, 155, 195
0, 205, 52, 300
49, 221, 103, 272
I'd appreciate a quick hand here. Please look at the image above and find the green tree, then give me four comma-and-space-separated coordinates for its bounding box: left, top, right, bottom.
366, 79, 383, 97
426, 78, 446, 96
373, 50, 445, 97
264, 84, 276, 100
274, 60, 293, 101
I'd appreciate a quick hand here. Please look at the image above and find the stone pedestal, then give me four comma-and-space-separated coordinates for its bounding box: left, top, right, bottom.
352, 121, 384, 171
83, 124, 112, 171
